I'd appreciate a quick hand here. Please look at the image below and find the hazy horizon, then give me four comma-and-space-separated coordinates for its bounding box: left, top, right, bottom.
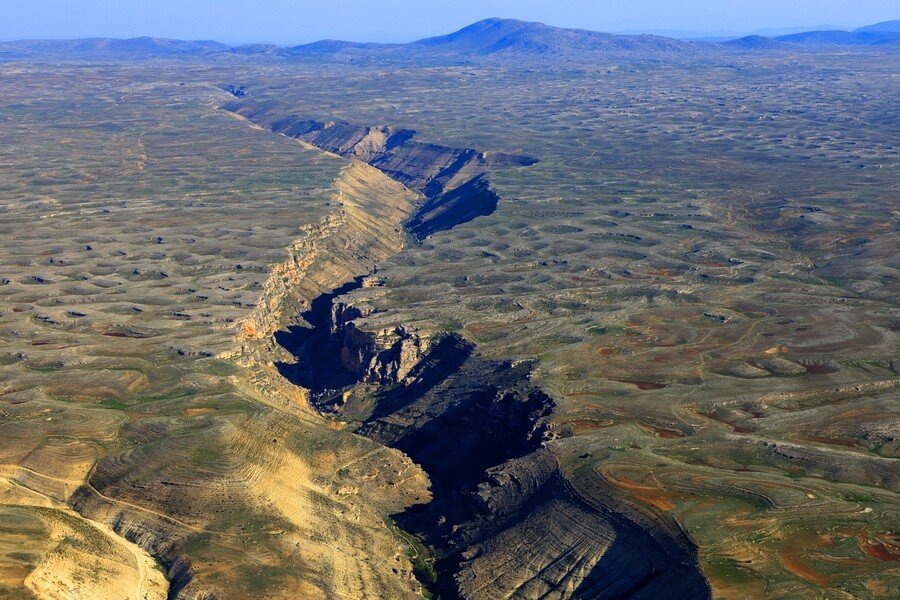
2, 0, 897, 45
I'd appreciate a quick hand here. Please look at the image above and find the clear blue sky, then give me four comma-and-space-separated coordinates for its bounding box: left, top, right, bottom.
2, 0, 897, 44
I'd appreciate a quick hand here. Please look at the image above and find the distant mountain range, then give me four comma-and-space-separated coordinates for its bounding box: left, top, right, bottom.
1, 17, 898, 61
617, 25, 846, 41
725, 20, 900, 49
409, 18, 698, 55
855, 20, 900, 33
0, 37, 229, 60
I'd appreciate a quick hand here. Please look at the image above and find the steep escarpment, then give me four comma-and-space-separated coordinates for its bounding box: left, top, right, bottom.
220, 100, 536, 238
215, 149, 422, 418
280, 309, 709, 598
408, 174, 498, 239
67, 159, 432, 600
237, 108, 711, 597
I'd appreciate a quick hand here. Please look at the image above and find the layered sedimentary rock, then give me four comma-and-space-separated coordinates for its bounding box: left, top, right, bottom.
223, 102, 536, 193
239, 102, 710, 598
221, 100, 536, 241
292, 320, 709, 598
63, 158, 434, 599
408, 174, 499, 239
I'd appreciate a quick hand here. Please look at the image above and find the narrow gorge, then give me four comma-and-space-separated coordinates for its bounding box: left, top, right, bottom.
223, 100, 710, 599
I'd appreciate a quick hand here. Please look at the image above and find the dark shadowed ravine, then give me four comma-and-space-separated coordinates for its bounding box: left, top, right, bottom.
224, 101, 710, 599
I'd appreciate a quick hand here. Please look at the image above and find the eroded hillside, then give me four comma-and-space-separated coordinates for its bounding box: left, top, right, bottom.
219, 51, 898, 598
218, 101, 711, 597
0, 64, 433, 599
0, 39, 897, 600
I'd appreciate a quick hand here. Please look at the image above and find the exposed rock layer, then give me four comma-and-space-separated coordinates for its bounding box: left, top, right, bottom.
289, 317, 710, 598
221, 101, 536, 239
245, 105, 711, 598
69, 159, 431, 599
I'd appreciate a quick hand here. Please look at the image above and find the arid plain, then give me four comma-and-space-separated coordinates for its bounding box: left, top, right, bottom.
0, 20, 898, 600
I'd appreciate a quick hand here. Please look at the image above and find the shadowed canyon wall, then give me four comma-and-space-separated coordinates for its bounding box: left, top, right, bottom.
225, 99, 711, 598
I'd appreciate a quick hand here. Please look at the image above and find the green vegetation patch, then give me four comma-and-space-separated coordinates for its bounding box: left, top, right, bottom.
385, 518, 438, 598
191, 447, 220, 466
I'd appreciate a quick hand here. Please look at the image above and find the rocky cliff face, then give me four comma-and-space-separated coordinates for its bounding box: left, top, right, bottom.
265, 198, 708, 597
221, 101, 536, 240
274, 278, 431, 395
289, 321, 708, 598
225, 100, 709, 598
71, 158, 431, 600
226, 104, 537, 194
408, 173, 500, 238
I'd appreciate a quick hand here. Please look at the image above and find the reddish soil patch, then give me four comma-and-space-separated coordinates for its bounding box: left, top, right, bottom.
858, 535, 900, 562
802, 362, 838, 375
638, 422, 685, 438
778, 551, 830, 587
616, 379, 667, 390
30, 341, 52, 346
699, 410, 728, 425
600, 467, 677, 511
799, 435, 858, 449
566, 418, 614, 432
698, 410, 754, 434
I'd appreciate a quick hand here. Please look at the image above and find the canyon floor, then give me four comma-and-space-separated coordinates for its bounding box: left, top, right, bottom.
0, 33, 898, 600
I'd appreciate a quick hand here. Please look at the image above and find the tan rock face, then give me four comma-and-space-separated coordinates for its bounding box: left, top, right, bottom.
396, 336, 428, 381
0, 67, 430, 600
222, 50, 899, 599
237, 103, 713, 598
338, 325, 430, 385
223, 103, 535, 215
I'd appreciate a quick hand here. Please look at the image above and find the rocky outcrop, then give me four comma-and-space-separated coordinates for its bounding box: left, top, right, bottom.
408, 173, 499, 239
69, 486, 195, 597
235, 159, 421, 408
453, 470, 709, 600
343, 324, 429, 384
245, 104, 709, 598
224, 104, 536, 194
355, 342, 707, 599
220, 102, 537, 239
65, 159, 432, 600
276, 297, 709, 598
268, 265, 426, 396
